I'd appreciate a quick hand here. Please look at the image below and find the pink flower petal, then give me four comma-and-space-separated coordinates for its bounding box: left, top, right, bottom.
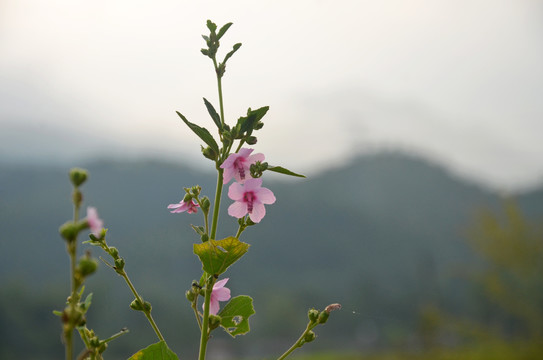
237, 148, 253, 158
228, 201, 248, 218
243, 178, 262, 192
249, 203, 266, 223
213, 287, 231, 301
228, 182, 245, 201
214, 278, 229, 288
256, 187, 276, 204
209, 300, 221, 315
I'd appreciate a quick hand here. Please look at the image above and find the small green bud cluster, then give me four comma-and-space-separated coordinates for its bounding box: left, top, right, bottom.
200, 20, 241, 78
69, 168, 88, 187
185, 280, 202, 302
250, 161, 269, 178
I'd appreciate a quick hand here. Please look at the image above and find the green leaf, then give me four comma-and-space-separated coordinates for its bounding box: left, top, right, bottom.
193, 237, 249, 276
268, 166, 306, 178
222, 43, 242, 65
127, 341, 179, 360
217, 22, 233, 40
81, 292, 93, 313
219, 295, 255, 337
203, 98, 222, 130
176, 111, 220, 155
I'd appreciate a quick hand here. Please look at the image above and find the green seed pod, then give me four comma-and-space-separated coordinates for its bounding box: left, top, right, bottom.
69, 168, 88, 187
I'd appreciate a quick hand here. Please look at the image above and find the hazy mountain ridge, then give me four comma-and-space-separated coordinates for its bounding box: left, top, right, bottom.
1, 152, 541, 358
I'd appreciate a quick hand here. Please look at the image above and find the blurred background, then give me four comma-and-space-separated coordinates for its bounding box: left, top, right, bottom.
1, 0, 542, 359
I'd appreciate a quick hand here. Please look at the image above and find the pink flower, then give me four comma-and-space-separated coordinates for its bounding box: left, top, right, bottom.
167, 199, 199, 214
220, 148, 264, 184
86, 207, 104, 236
204, 278, 231, 315
227, 178, 276, 223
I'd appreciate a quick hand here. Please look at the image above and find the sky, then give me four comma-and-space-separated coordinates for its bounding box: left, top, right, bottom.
1, 0, 542, 192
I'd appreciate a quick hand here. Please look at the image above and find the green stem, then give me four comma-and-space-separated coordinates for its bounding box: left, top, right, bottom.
198, 276, 216, 360
66, 192, 81, 360
120, 272, 165, 342
277, 322, 316, 360
209, 169, 224, 240
213, 58, 225, 127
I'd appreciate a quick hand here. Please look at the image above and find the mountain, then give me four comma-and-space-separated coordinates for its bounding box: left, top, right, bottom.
0, 152, 540, 359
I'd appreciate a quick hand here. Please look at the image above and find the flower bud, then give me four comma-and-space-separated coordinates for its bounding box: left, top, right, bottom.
143, 301, 152, 312
317, 311, 329, 324
89, 336, 100, 347
78, 255, 98, 277
130, 298, 143, 311
201, 197, 211, 213
59, 221, 78, 242
208, 314, 222, 330
201, 233, 209, 242
69, 168, 88, 187
308, 308, 319, 323
114, 258, 125, 272
185, 290, 196, 302
201, 146, 218, 161
183, 193, 192, 203
304, 330, 316, 343
108, 246, 119, 259
245, 136, 257, 145
254, 121, 264, 130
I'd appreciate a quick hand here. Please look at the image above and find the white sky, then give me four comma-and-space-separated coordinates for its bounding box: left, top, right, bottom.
1, 0, 542, 191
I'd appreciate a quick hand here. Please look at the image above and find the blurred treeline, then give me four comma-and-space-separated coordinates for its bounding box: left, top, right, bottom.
1, 152, 542, 359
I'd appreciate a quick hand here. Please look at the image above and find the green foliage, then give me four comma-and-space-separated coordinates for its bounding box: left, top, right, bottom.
128, 341, 179, 360
176, 111, 220, 155
469, 199, 543, 338
267, 166, 306, 178
193, 237, 250, 276
218, 295, 255, 337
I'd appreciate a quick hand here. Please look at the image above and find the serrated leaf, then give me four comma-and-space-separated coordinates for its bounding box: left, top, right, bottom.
217, 22, 233, 40
193, 237, 249, 276
128, 341, 179, 360
222, 43, 242, 65
203, 98, 222, 130
176, 111, 220, 155
268, 166, 306, 178
219, 295, 255, 337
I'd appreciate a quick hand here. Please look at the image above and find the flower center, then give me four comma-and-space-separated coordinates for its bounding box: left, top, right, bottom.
234, 158, 246, 180
243, 191, 255, 213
